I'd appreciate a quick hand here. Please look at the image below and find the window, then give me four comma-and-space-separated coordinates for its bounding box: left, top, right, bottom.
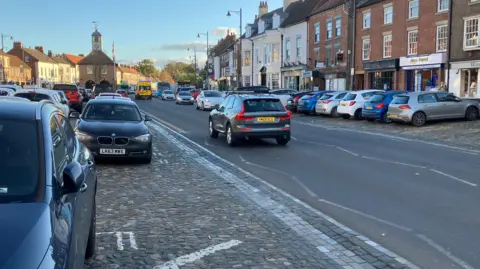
226, 96, 235, 109
436, 25, 448, 52
101, 65, 107, 74
436, 92, 457, 101
409, 0, 419, 19
285, 39, 291, 61
314, 48, 320, 61
335, 16, 341, 37
243, 99, 285, 112
56, 114, 75, 156
255, 48, 259, 63
363, 12, 371, 29
314, 22, 320, 43
243, 76, 251, 86
384, 6, 393, 24
362, 39, 370, 60
417, 93, 438, 103
438, 0, 449, 12
383, 35, 392, 58
464, 17, 479, 49
334, 43, 341, 65
408, 30, 418, 55
24, 55, 30, 63
296, 37, 302, 59
83, 103, 142, 121
87, 65, 93, 74
272, 44, 280, 62
326, 19, 333, 39
271, 73, 280, 89
15, 92, 51, 102
325, 46, 332, 67
244, 50, 251, 66
263, 45, 268, 64
50, 116, 67, 173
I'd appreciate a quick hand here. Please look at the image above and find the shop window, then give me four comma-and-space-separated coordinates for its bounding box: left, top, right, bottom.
371, 71, 394, 90
462, 69, 478, 97
271, 73, 280, 89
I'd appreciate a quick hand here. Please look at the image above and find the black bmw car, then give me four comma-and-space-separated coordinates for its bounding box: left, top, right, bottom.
73, 97, 153, 163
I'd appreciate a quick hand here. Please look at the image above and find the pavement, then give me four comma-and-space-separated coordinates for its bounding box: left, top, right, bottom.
122, 96, 480, 269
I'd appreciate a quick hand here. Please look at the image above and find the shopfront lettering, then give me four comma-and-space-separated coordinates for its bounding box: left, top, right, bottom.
470, 62, 480, 67
408, 56, 429, 65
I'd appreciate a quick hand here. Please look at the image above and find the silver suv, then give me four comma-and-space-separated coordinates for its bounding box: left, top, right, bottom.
208, 94, 291, 146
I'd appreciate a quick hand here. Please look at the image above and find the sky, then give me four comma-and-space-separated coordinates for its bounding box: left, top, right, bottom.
0, 0, 282, 69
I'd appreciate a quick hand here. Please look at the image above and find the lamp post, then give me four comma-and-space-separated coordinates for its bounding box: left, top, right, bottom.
227, 8, 242, 88
187, 47, 197, 87
1, 34, 13, 82
197, 31, 209, 88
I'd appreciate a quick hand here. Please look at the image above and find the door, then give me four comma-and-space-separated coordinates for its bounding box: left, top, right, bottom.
213, 96, 231, 131
435, 92, 465, 118
261, 73, 267, 86
417, 93, 442, 119
221, 96, 236, 130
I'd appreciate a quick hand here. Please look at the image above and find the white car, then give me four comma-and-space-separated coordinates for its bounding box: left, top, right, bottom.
0, 87, 15, 96
161, 90, 175, 100
337, 89, 384, 120
315, 91, 348, 117
196, 90, 224, 110
269, 89, 297, 106
14, 88, 70, 117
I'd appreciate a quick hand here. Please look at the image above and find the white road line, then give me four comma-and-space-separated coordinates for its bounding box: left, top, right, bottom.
291, 136, 298, 140
361, 156, 427, 169
429, 169, 477, 187
416, 234, 474, 269
153, 240, 242, 269
115, 232, 124, 251
317, 199, 413, 232
336, 146, 359, 156
126, 232, 138, 250
239, 155, 318, 198
297, 140, 335, 147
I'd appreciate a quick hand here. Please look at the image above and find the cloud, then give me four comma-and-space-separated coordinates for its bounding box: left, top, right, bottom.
156, 41, 208, 53
212, 27, 238, 37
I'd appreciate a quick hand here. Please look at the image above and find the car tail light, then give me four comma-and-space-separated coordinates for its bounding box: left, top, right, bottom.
399, 105, 411, 109
322, 100, 332, 104
375, 103, 385, 109
293, 96, 300, 102
349, 101, 356, 106
236, 104, 254, 121
279, 111, 291, 120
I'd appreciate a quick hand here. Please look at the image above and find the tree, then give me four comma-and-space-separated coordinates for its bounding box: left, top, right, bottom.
136, 59, 158, 77
157, 71, 174, 84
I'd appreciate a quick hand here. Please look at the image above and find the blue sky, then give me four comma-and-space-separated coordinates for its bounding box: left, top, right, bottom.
0, 0, 282, 68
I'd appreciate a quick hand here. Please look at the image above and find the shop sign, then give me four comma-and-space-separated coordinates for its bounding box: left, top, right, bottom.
316, 61, 325, 69
451, 61, 480, 69
363, 59, 399, 71
400, 53, 447, 67
301, 71, 312, 78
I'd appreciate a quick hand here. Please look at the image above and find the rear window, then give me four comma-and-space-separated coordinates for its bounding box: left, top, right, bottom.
361, 92, 378, 100
244, 99, 285, 112
53, 84, 77, 91
179, 92, 191, 96
14, 92, 51, 102
391, 96, 410, 104
139, 86, 151, 91
343, 93, 357, 101
319, 94, 334, 100
116, 90, 127, 94
204, 91, 222, 97
164, 91, 173, 94
0, 119, 40, 203
369, 94, 385, 102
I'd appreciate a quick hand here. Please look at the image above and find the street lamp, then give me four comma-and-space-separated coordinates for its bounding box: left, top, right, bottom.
1, 34, 13, 82
227, 8, 242, 88
197, 31, 209, 89
187, 47, 197, 87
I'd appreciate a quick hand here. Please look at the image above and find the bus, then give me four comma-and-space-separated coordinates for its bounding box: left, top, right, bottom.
135, 81, 152, 100
157, 82, 171, 98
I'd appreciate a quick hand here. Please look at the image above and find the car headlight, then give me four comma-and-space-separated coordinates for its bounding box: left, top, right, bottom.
204, 99, 209, 102
190, 97, 194, 101
76, 131, 94, 141
133, 134, 151, 142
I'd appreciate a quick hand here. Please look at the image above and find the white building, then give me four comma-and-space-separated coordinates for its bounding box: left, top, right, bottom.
241, 26, 255, 86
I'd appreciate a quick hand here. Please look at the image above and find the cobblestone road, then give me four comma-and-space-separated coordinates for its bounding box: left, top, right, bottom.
84, 119, 417, 269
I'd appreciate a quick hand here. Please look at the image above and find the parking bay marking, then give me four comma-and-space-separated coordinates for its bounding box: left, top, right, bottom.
96, 231, 138, 250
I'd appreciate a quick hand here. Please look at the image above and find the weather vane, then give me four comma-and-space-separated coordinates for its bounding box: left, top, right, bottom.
92, 21, 99, 31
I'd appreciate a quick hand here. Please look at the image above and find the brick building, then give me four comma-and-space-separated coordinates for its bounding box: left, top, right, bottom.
308, 0, 350, 91
448, 0, 480, 98
354, 0, 449, 91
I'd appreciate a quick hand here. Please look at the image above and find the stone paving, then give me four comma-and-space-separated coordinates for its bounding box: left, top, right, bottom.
292, 114, 480, 150
85, 118, 416, 269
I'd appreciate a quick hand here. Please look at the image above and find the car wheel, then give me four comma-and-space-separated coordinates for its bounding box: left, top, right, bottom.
412, 112, 426, 127
201, 102, 205, 110
85, 199, 96, 259
354, 109, 363, 120
209, 118, 219, 138
330, 107, 338, 117
382, 112, 392, 123
226, 124, 236, 146
465, 106, 479, 121
276, 136, 290, 146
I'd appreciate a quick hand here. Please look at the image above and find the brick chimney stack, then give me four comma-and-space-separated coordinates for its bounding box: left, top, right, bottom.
259, 1, 268, 17
34, 46, 44, 53
13, 42, 22, 49
48, 50, 53, 57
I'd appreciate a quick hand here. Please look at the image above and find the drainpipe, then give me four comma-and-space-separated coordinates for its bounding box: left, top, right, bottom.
281, 34, 284, 88
446, 0, 453, 92
250, 38, 254, 86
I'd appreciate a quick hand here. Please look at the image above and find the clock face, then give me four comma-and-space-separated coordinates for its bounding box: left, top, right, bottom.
93, 43, 100, 50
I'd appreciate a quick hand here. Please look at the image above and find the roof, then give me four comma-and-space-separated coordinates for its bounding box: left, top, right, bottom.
310, 0, 345, 15
15, 88, 59, 96
78, 50, 114, 65
357, 0, 383, 8
6, 54, 31, 68
0, 99, 38, 120
280, 0, 322, 28
63, 54, 84, 65
53, 56, 71, 65
23, 48, 56, 63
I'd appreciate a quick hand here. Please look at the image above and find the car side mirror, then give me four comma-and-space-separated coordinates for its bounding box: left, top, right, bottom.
214, 104, 220, 110
144, 114, 152, 121
62, 162, 85, 194
70, 111, 80, 118
62, 100, 68, 104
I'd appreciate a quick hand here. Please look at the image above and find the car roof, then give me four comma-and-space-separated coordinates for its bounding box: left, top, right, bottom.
399, 91, 443, 97
353, 89, 385, 93
234, 94, 280, 100
0, 99, 42, 120
15, 88, 59, 96
87, 97, 135, 104
0, 96, 30, 101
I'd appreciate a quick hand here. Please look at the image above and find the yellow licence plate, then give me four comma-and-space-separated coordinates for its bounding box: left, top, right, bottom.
366, 106, 373, 110
389, 114, 398, 118
257, 117, 275, 122
341, 103, 346, 106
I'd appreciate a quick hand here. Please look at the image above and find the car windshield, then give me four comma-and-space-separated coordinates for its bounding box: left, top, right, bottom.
391, 96, 410, 104
343, 93, 356, 101
369, 94, 385, 103
244, 99, 285, 112
139, 86, 151, 91
0, 119, 40, 203
319, 94, 334, 100
204, 91, 222, 97
116, 90, 126, 94
179, 92, 191, 96
164, 91, 173, 94
83, 103, 142, 121
15, 92, 51, 102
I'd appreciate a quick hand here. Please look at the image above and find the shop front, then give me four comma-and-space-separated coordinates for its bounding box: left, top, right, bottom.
400, 53, 447, 92
282, 65, 307, 90
324, 72, 346, 91
449, 60, 480, 98
362, 59, 399, 91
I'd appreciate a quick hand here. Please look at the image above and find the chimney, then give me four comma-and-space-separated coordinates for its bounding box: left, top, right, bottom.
34, 46, 44, 53
48, 50, 53, 57
259, 1, 268, 17
79, 54, 84, 57
13, 42, 22, 49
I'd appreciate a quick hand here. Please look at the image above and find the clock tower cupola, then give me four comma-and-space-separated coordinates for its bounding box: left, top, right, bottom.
91, 22, 102, 51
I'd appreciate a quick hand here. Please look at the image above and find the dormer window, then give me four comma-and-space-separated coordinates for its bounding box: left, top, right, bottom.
259, 20, 265, 33
273, 14, 280, 29
246, 26, 252, 38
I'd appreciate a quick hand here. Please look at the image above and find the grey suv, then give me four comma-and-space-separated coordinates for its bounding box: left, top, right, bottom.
208, 94, 291, 146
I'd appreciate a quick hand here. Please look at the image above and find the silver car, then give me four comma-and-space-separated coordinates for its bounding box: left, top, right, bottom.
196, 90, 224, 110
315, 91, 348, 117
387, 91, 480, 127
161, 90, 175, 100
175, 91, 194, 105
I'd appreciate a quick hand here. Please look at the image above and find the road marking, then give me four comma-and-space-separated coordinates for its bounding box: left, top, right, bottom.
416, 234, 474, 269
96, 231, 138, 250
153, 240, 242, 269
361, 156, 427, 169
317, 199, 413, 232
145, 113, 186, 133
429, 169, 477, 187
239, 154, 318, 198
291, 136, 298, 140
336, 146, 359, 156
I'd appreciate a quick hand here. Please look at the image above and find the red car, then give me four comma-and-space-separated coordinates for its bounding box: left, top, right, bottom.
53, 84, 83, 112
116, 90, 129, 98
190, 89, 201, 100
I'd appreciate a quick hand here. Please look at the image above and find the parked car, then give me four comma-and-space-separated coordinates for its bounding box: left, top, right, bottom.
362, 91, 408, 122
78, 87, 88, 101
297, 91, 333, 114
0, 83, 22, 92
116, 89, 129, 98
337, 89, 384, 120
315, 91, 349, 117
14, 88, 70, 118
0, 99, 97, 268
286, 91, 311, 112
196, 90, 224, 110
387, 91, 480, 127
53, 84, 84, 113
0, 87, 15, 96
161, 90, 175, 100
269, 89, 297, 106
0, 96, 30, 101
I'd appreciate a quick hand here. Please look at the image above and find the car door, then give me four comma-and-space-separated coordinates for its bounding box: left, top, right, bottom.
435, 92, 464, 118
417, 93, 442, 119
197, 91, 205, 104
213, 96, 231, 131
221, 96, 236, 131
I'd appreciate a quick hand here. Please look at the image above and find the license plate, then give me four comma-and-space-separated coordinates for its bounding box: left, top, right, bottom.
257, 117, 275, 122
389, 114, 398, 118
341, 103, 346, 106
366, 106, 373, 110
100, 148, 126, 155
298, 101, 304, 105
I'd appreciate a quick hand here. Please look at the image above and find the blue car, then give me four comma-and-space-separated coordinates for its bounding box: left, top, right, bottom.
362, 90, 408, 122
296, 91, 333, 114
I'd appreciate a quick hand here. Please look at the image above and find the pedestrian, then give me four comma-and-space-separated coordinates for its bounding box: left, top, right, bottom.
438, 81, 447, 92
